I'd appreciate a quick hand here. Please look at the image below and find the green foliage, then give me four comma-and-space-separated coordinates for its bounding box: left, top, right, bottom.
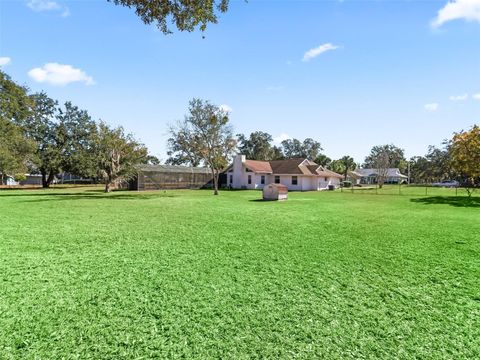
167, 98, 236, 195
0, 70, 32, 124
0, 188, 478, 358
329, 159, 345, 175
314, 154, 332, 167
93, 122, 148, 192
451, 125, 480, 195
109, 0, 229, 34
409, 143, 453, 184
57, 102, 98, 179
338, 155, 356, 180
281, 138, 322, 159
144, 154, 161, 165
18, 92, 61, 187
364, 144, 407, 171
237, 131, 277, 161
0, 71, 35, 179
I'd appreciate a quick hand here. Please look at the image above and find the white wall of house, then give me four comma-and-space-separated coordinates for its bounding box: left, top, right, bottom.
228, 155, 341, 191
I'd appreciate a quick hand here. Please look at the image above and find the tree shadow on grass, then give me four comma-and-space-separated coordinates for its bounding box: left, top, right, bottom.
0, 191, 177, 202
410, 196, 480, 208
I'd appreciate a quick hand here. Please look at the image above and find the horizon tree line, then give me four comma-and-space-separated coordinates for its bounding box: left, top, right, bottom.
2, 70, 478, 195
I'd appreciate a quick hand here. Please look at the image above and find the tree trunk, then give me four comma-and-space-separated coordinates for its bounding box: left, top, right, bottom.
213, 170, 219, 195
104, 174, 112, 193
41, 170, 49, 188
47, 171, 55, 187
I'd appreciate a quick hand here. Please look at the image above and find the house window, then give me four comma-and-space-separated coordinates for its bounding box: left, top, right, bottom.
274, 176, 280, 184
292, 176, 298, 185
248, 175, 252, 184
229, 175, 233, 184
324, 177, 328, 182
261, 175, 265, 185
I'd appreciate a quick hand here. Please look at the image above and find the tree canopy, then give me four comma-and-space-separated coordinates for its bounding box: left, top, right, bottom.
281, 138, 323, 159
0, 71, 34, 182
450, 125, 480, 195
94, 122, 148, 192
167, 98, 236, 195
109, 0, 229, 34
364, 144, 407, 171
236, 131, 283, 161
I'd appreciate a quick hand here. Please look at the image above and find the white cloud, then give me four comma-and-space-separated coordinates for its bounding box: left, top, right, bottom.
273, 133, 292, 145
27, 0, 60, 11
431, 0, 480, 28
449, 93, 468, 101
26, 0, 70, 17
302, 43, 340, 62
0, 57, 11, 67
28, 63, 95, 86
219, 104, 233, 113
424, 103, 439, 112
473, 93, 480, 100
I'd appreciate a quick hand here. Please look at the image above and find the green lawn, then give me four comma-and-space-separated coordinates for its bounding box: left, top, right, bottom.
1, 187, 479, 359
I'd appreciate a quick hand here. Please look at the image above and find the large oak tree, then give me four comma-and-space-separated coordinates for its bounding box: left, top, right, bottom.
94, 122, 148, 192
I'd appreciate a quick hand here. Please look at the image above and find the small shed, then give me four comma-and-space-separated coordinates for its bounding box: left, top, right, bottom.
263, 183, 288, 201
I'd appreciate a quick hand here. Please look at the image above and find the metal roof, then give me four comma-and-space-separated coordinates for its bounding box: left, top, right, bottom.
136, 164, 212, 174
351, 168, 408, 178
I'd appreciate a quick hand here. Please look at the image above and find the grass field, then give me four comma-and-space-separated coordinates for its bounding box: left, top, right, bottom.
1, 187, 479, 359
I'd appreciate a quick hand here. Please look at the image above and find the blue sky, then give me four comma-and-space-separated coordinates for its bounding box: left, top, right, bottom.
1, 0, 479, 162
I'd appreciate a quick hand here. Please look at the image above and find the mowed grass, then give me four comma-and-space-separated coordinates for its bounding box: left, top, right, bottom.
0, 187, 479, 359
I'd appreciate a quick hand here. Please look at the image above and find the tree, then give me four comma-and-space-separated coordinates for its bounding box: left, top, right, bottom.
166, 121, 203, 166
109, 0, 229, 34
0, 71, 32, 124
329, 159, 345, 175
314, 154, 331, 167
364, 144, 407, 172
17, 92, 62, 188
168, 98, 236, 195
425, 144, 453, 182
281, 138, 322, 159
0, 71, 34, 183
0, 119, 34, 184
56, 102, 98, 179
237, 131, 277, 161
409, 156, 430, 184
450, 125, 480, 196
144, 155, 161, 165
338, 155, 356, 180
271, 145, 284, 160
373, 150, 390, 188
94, 122, 148, 192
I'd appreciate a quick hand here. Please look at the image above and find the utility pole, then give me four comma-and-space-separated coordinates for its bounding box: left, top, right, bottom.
407, 161, 411, 185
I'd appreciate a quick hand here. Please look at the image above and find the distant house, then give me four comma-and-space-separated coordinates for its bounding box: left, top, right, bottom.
130, 164, 214, 191
1, 174, 43, 186
226, 155, 342, 191
349, 168, 408, 185
0, 174, 18, 186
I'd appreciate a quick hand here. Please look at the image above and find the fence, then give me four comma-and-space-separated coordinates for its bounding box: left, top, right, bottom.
340, 184, 475, 197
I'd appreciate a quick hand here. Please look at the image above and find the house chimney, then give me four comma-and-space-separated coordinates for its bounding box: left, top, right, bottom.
232, 154, 246, 189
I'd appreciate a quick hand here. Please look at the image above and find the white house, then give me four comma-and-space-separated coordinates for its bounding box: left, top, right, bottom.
226, 155, 343, 191
349, 168, 408, 185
